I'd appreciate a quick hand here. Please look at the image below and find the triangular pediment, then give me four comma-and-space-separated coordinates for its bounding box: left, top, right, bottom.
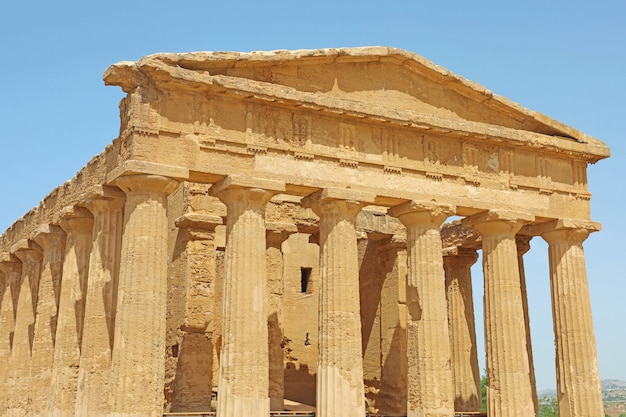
105, 47, 608, 158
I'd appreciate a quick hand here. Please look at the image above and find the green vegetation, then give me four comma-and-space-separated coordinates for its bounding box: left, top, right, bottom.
538, 396, 558, 417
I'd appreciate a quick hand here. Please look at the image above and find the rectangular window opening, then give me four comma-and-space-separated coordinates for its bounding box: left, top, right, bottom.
300, 267, 312, 293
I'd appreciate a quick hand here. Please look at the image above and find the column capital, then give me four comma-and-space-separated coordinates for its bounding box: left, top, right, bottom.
463, 210, 534, 236
388, 200, 455, 227
0, 252, 20, 268
175, 213, 223, 231
533, 219, 601, 244
11, 238, 43, 262
58, 206, 94, 234
301, 188, 375, 218
31, 224, 66, 249
266, 222, 298, 247
442, 247, 479, 269
209, 175, 285, 197
516, 234, 533, 255
113, 173, 180, 196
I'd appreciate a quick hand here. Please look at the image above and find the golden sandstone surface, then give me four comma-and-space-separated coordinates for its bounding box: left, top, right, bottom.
0, 47, 609, 417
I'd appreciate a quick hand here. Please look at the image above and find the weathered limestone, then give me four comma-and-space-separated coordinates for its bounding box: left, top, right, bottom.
540, 219, 605, 417
30, 225, 66, 417
266, 221, 298, 411
50, 208, 93, 417
516, 235, 539, 415
302, 188, 373, 417
209, 176, 284, 417
76, 187, 124, 417
8, 239, 43, 417
0, 47, 610, 417
170, 212, 223, 412
443, 247, 481, 413
108, 174, 179, 417
389, 201, 455, 417
463, 210, 535, 417
0, 254, 21, 415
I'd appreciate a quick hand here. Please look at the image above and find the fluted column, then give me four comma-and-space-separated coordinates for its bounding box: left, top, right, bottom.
0, 254, 21, 415
29, 225, 66, 417
389, 201, 455, 417
540, 219, 604, 417
302, 188, 374, 417
463, 210, 535, 417
516, 235, 539, 415
266, 222, 297, 411
378, 235, 408, 416
76, 187, 124, 417
443, 247, 481, 413
49, 207, 93, 417
8, 239, 43, 417
209, 176, 284, 417
108, 174, 179, 417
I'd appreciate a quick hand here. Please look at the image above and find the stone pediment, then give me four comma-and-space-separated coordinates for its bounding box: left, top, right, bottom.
104, 46, 608, 159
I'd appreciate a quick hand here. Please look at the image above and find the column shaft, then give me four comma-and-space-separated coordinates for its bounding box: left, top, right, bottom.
516, 235, 539, 414
266, 223, 297, 412
390, 201, 455, 417
30, 225, 66, 417
464, 211, 534, 417
213, 186, 275, 417
0, 255, 21, 415
303, 189, 370, 417
8, 240, 43, 417
542, 223, 604, 417
50, 208, 93, 417
443, 248, 481, 412
76, 191, 124, 417
108, 174, 179, 417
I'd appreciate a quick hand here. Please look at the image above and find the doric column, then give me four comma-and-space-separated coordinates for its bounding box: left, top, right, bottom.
0, 254, 21, 415
76, 187, 124, 417
463, 210, 535, 417
209, 176, 285, 417
50, 207, 93, 417
443, 247, 481, 413
9, 239, 43, 417
516, 235, 539, 415
540, 219, 604, 417
378, 235, 408, 416
266, 222, 297, 411
389, 201, 455, 417
171, 212, 223, 412
302, 188, 374, 417
30, 225, 66, 417
108, 174, 179, 417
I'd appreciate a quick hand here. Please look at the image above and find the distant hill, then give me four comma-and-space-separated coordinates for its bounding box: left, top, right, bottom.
603, 379, 626, 402
537, 379, 626, 402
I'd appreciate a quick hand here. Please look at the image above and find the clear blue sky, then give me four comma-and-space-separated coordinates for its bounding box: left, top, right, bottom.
1, 0, 624, 391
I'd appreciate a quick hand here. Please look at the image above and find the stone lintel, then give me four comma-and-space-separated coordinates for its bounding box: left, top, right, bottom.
462, 209, 534, 229
442, 246, 478, 258
523, 218, 601, 236
106, 160, 189, 184
174, 213, 223, 230
209, 175, 286, 197
441, 220, 482, 250
301, 188, 376, 208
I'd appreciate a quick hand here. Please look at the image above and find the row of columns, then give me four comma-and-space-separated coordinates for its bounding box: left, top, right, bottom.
0, 172, 605, 417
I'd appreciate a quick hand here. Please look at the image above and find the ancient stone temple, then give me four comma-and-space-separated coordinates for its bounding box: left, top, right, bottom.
0, 47, 609, 417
